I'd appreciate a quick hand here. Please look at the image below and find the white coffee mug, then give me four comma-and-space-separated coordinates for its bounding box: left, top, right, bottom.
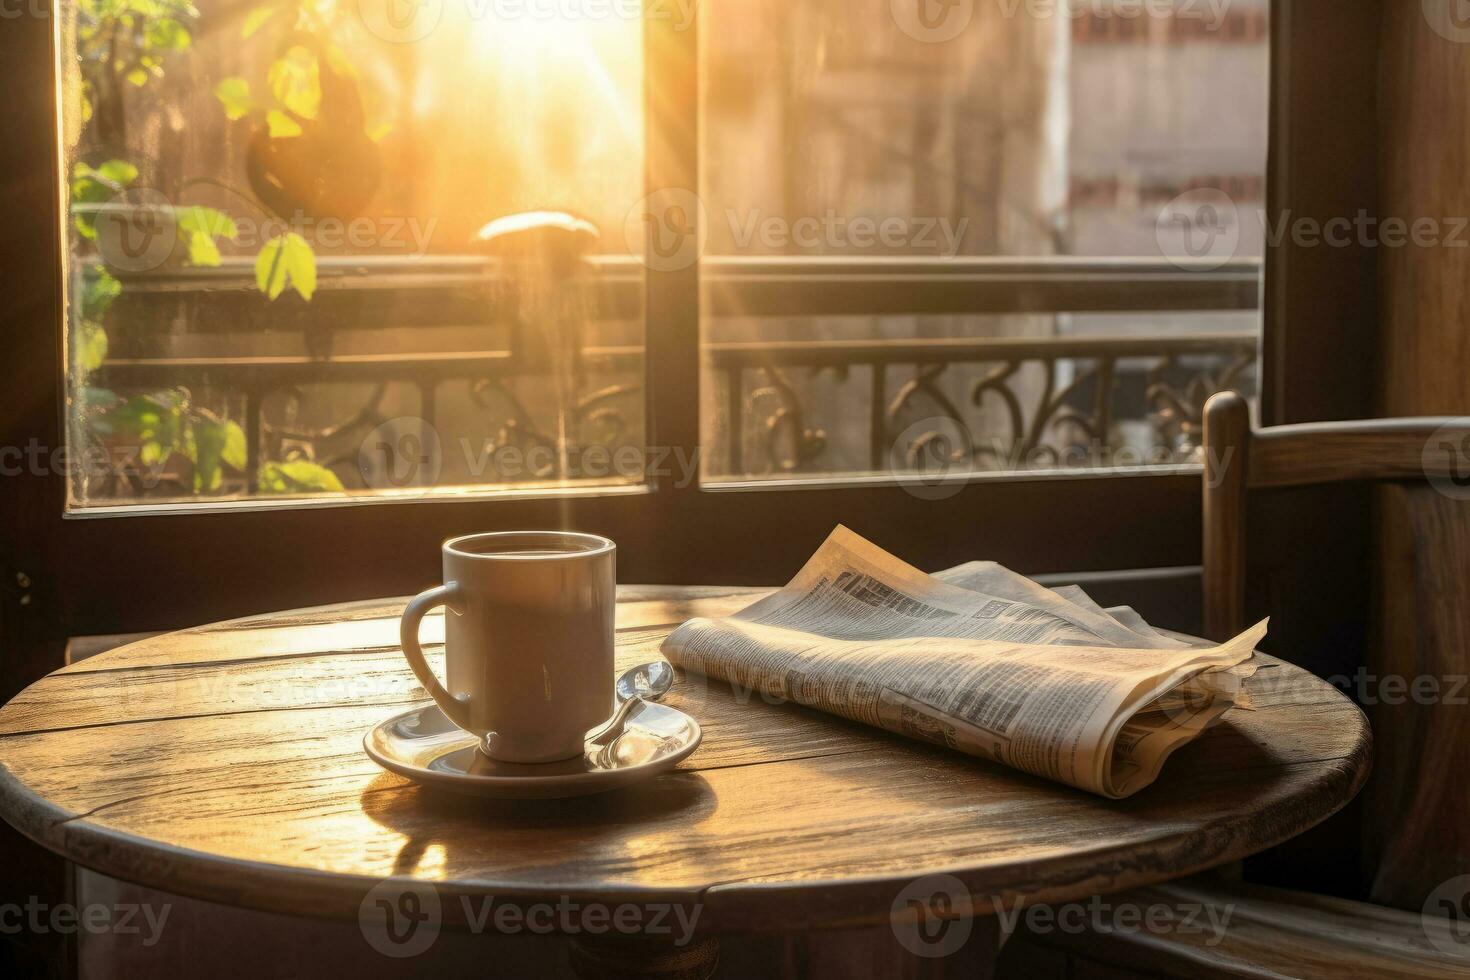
399, 531, 617, 764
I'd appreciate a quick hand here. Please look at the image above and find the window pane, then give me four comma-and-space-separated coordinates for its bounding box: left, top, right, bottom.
61, 2, 645, 508
700, 0, 1268, 483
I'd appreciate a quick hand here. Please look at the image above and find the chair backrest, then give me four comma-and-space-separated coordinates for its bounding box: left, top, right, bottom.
1201, 391, 1469, 640
1200, 391, 1470, 910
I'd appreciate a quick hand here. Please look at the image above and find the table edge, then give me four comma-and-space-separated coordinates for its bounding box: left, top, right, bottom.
0, 667, 1373, 933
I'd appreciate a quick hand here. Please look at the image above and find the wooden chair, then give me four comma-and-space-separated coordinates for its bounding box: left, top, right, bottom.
999, 391, 1470, 978
997, 878, 1470, 979
1201, 390, 1470, 642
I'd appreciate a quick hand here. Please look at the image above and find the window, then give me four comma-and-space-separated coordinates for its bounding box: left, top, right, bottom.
59, 0, 1267, 512
0, 0, 1273, 670
64, 0, 648, 507
698, 0, 1266, 483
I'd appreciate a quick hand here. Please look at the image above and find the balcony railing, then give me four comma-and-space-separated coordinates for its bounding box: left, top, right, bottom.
84, 256, 1261, 500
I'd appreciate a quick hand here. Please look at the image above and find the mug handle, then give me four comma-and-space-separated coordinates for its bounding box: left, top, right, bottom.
400, 584, 473, 731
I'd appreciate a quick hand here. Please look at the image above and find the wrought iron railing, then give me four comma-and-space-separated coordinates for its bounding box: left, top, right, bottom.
86, 256, 1261, 498
710, 332, 1257, 478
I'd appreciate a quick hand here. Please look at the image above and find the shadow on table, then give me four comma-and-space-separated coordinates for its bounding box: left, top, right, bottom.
358, 768, 719, 881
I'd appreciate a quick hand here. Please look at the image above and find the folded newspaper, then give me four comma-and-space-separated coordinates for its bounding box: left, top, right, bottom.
662, 526, 1266, 799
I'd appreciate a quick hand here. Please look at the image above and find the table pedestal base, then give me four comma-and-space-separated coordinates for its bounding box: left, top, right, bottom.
567, 920, 1000, 979
568, 934, 720, 980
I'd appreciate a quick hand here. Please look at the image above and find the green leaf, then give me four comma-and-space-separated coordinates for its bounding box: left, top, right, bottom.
93, 160, 139, 185
214, 77, 252, 120
266, 109, 302, 139
268, 45, 321, 120
192, 416, 244, 492
258, 460, 344, 494
174, 205, 237, 240
144, 17, 191, 52
186, 231, 221, 266
126, 67, 151, 87
72, 160, 137, 201
76, 320, 109, 373
81, 268, 122, 320
323, 43, 357, 80
170, 206, 236, 268
220, 420, 247, 471
256, 237, 286, 299
241, 5, 274, 37
255, 233, 316, 301
194, 441, 222, 491
104, 391, 189, 466
71, 160, 138, 240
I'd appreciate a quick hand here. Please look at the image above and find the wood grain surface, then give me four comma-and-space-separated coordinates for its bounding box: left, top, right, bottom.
1001, 877, 1470, 979
0, 588, 1370, 934
1369, 488, 1470, 910
1375, 1, 1470, 914
1203, 392, 1252, 641
1249, 418, 1470, 490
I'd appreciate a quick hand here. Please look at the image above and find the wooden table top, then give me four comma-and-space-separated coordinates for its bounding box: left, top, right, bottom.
0, 587, 1371, 933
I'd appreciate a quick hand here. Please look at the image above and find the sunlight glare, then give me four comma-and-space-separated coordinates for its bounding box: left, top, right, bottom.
463, 8, 641, 146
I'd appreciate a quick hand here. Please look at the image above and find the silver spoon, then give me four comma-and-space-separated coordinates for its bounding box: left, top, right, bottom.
616, 660, 674, 704
587, 662, 676, 746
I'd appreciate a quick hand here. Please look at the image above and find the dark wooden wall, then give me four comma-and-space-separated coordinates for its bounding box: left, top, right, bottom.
1243, 0, 1382, 899
1250, 1, 1470, 910
1368, 3, 1470, 910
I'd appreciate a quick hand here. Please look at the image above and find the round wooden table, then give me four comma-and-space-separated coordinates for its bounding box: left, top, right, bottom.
0, 587, 1371, 979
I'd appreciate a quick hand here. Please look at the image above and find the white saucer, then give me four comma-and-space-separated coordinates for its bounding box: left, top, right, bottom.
363, 701, 702, 799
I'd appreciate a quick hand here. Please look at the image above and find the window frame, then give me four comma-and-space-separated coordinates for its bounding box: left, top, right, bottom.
1, 3, 1261, 697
